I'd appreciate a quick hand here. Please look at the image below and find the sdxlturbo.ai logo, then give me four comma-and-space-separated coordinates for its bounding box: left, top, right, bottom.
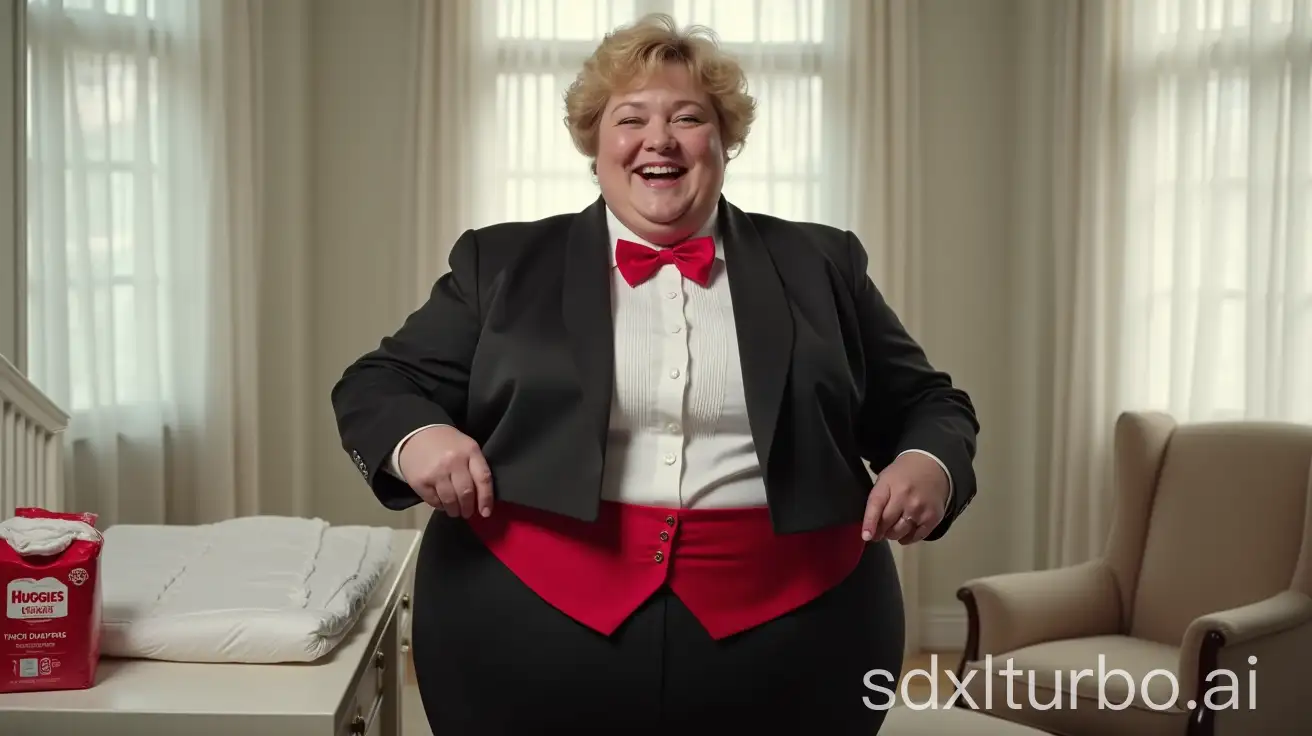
863, 654, 1259, 712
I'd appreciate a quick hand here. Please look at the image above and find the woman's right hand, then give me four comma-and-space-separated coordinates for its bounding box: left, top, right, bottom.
397, 426, 494, 518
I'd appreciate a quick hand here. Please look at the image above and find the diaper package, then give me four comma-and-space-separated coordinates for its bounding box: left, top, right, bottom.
0, 507, 104, 693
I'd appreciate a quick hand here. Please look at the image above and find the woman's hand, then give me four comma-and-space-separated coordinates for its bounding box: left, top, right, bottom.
861, 452, 949, 544
397, 426, 494, 518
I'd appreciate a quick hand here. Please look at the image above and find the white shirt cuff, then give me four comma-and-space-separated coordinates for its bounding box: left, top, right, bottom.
389, 424, 445, 482
897, 449, 953, 510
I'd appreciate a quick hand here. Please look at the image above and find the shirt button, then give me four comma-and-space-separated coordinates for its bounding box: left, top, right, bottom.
663, 453, 676, 465
667, 422, 679, 433
671, 325, 682, 333
654, 551, 664, 563
665, 516, 676, 526
666, 291, 677, 299
659, 530, 670, 542
669, 369, 680, 379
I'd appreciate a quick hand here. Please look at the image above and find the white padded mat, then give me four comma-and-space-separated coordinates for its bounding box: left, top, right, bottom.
98, 516, 393, 663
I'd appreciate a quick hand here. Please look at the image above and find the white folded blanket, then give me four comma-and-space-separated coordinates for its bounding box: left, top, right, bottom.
98, 516, 393, 664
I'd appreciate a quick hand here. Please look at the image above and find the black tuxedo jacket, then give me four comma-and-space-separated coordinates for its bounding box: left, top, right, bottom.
332, 197, 979, 538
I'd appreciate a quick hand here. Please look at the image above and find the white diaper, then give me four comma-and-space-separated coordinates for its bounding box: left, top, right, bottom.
0, 516, 103, 557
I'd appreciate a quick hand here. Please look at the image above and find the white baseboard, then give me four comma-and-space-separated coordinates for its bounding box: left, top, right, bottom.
919, 604, 968, 652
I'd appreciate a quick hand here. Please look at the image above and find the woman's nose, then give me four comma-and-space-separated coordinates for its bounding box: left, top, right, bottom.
643, 125, 675, 152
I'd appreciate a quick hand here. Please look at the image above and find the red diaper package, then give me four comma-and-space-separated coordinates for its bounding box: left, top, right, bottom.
0, 507, 103, 693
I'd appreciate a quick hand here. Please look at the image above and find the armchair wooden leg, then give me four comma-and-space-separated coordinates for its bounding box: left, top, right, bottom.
1186, 630, 1224, 736
954, 587, 981, 710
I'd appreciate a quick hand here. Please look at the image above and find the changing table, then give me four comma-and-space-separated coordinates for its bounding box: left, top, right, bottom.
0, 528, 421, 736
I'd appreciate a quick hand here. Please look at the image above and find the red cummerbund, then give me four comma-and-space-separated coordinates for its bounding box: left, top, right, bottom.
465, 500, 866, 639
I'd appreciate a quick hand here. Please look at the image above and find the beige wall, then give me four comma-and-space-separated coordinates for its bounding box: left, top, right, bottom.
310, 0, 422, 529
258, 0, 316, 518
300, 0, 1023, 646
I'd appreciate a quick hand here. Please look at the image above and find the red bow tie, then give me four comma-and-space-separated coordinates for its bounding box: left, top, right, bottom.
615, 236, 715, 287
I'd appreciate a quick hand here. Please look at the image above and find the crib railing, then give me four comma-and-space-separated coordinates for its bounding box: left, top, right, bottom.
0, 354, 69, 519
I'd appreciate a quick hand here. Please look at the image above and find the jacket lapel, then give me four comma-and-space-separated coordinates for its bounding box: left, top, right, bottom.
561, 197, 616, 457
719, 198, 794, 476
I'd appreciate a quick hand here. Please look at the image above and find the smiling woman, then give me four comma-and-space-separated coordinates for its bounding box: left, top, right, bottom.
563, 18, 750, 243
592, 64, 724, 238
332, 11, 980, 736
589, 66, 727, 240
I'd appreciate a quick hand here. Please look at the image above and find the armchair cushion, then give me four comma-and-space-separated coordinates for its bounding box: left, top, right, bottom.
959, 560, 1122, 657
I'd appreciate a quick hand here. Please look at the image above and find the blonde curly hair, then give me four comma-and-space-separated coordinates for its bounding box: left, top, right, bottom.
563, 14, 756, 173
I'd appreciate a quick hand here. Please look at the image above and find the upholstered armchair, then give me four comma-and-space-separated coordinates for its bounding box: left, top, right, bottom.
953, 411, 1312, 736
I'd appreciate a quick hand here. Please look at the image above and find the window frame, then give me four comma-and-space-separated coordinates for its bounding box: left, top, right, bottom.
23, 0, 169, 417
484, 0, 839, 226
1120, 3, 1312, 420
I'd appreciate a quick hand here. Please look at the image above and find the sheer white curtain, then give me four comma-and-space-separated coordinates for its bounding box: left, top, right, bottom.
1015, 0, 1312, 569
24, 0, 269, 526
1011, 0, 1125, 568
1118, 0, 1312, 424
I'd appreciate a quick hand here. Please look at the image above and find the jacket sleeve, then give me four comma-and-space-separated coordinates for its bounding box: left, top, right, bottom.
845, 230, 980, 540
330, 230, 482, 510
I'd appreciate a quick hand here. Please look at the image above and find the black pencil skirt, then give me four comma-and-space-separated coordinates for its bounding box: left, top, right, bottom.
410, 510, 907, 735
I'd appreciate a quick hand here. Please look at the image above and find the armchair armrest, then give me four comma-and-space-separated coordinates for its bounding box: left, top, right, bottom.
1178, 590, 1312, 734
956, 559, 1122, 671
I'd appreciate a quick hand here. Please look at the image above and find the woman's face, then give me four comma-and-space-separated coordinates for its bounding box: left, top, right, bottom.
595, 63, 726, 245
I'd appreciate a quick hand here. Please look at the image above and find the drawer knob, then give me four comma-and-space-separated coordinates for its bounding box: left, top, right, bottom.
374, 650, 385, 670
349, 709, 366, 735
401, 593, 411, 610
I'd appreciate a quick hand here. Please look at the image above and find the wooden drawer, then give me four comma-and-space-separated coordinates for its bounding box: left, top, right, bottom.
338, 611, 396, 736
338, 541, 415, 736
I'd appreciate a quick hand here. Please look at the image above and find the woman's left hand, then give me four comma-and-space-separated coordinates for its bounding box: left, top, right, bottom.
861, 452, 950, 544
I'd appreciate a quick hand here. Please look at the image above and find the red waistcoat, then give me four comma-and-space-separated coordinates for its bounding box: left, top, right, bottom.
465, 500, 866, 639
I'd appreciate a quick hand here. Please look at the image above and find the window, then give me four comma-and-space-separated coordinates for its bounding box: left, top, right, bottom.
1117, 0, 1312, 422
483, 0, 834, 227
24, 0, 171, 416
